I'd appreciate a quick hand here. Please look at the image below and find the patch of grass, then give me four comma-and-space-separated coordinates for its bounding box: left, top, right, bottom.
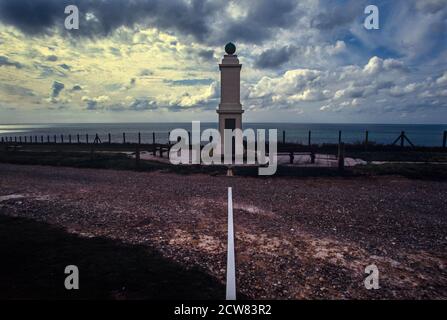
345, 151, 447, 162
352, 163, 447, 181
0, 150, 446, 181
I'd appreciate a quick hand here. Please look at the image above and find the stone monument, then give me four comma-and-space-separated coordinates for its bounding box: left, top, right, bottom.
217, 42, 244, 142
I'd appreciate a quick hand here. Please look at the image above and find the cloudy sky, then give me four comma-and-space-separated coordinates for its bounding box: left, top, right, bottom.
0, 0, 446, 123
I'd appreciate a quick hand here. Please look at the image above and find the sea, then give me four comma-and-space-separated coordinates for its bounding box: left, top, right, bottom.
0, 123, 446, 147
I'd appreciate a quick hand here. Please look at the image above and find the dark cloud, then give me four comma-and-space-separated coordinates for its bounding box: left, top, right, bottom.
198, 49, 214, 60
0, 0, 223, 42
0, 83, 35, 96
138, 68, 153, 76
254, 45, 296, 69
51, 81, 64, 97
86, 100, 98, 110
109, 47, 121, 56
0, 55, 23, 68
35, 63, 67, 78
311, 1, 364, 30
59, 63, 71, 70
46, 55, 58, 61
221, 0, 298, 44
0, 0, 300, 45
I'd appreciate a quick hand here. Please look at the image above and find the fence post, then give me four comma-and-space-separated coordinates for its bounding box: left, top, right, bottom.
30, 136, 33, 143
400, 131, 405, 147
61, 134, 64, 144
443, 131, 446, 149
283, 130, 285, 144
69, 134, 72, 144
152, 132, 156, 156
108, 133, 111, 144
308, 130, 311, 146
123, 132, 126, 144
47, 135, 50, 144
338, 142, 345, 172
365, 130, 369, 150
338, 130, 342, 144
54, 135, 57, 144
86, 134, 89, 144
41, 136, 44, 144
138, 132, 141, 145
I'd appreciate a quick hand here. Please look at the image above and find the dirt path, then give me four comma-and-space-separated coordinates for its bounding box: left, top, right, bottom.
0, 163, 446, 299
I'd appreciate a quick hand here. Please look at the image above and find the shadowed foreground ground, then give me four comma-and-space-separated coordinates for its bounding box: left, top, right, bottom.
0, 163, 446, 299
0, 215, 225, 299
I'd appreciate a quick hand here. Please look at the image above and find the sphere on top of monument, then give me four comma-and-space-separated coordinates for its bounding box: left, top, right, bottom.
225, 42, 236, 55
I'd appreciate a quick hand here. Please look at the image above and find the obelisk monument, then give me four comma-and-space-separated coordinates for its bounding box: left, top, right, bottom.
217, 42, 244, 141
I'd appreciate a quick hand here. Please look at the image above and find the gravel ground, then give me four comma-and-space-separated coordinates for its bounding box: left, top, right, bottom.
0, 163, 446, 299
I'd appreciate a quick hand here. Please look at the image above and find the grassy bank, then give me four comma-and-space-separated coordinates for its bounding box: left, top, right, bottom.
0, 149, 446, 180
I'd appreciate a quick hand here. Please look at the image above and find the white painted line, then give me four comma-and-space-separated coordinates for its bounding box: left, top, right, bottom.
226, 187, 236, 300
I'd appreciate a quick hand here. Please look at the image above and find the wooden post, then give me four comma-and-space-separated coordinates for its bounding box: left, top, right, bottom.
41, 136, 44, 144
77, 134, 80, 144
365, 130, 369, 149
308, 130, 311, 146
108, 133, 111, 144
61, 134, 64, 143
283, 130, 286, 144
69, 134, 72, 144
338, 142, 345, 172
24, 136, 27, 144
338, 130, 342, 144
47, 135, 50, 144
152, 132, 156, 156
123, 132, 126, 144
289, 152, 294, 164
19, 137, 22, 143
400, 131, 405, 147
14, 137, 17, 143
443, 131, 446, 149
54, 135, 57, 144
86, 134, 89, 144
138, 132, 141, 145
30, 136, 33, 143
